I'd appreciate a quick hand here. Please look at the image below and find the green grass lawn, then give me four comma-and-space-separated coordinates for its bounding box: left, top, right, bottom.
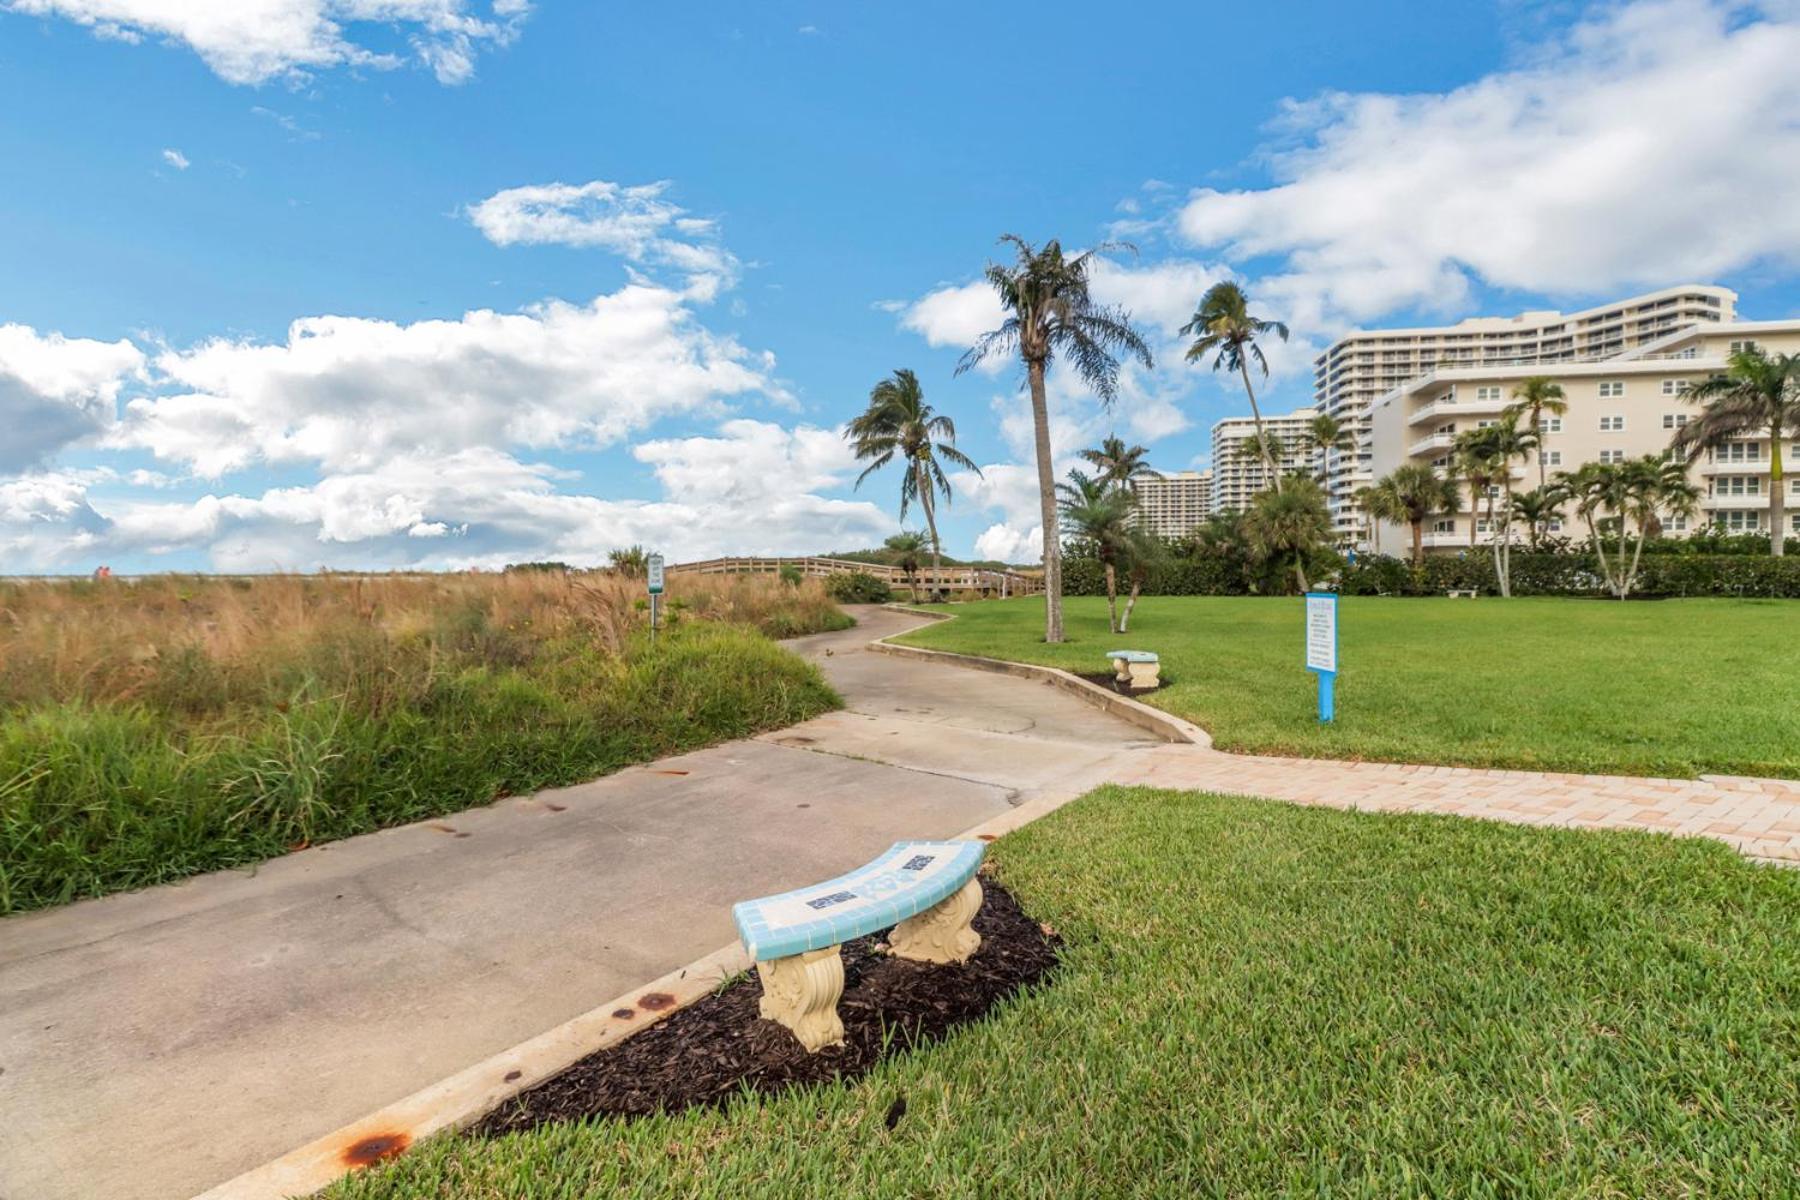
895, 596, 1800, 779
334, 787, 1800, 1199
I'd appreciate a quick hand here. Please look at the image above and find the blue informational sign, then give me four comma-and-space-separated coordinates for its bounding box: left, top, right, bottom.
1304, 592, 1338, 723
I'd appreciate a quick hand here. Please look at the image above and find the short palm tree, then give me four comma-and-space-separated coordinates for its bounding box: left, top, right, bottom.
1558, 457, 1699, 599
1457, 415, 1537, 596
1376, 463, 1461, 567
883, 531, 928, 601
1670, 348, 1800, 556
1057, 469, 1147, 633
1244, 474, 1333, 593
1510, 482, 1569, 552
846, 368, 981, 589
1453, 435, 1509, 550
1352, 482, 1394, 555
1079, 435, 1160, 493
1183, 282, 1289, 491
1503, 377, 1568, 490
958, 237, 1153, 643
1302, 412, 1354, 484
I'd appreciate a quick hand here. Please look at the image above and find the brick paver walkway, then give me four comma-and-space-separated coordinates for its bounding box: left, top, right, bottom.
1115, 746, 1800, 865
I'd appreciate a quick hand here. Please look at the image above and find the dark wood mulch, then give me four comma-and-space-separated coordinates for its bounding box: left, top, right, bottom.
1075, 670, 1163, 696
472, 877, 1059, 1136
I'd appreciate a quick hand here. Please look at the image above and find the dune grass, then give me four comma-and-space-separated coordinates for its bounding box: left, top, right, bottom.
894, 596, 1800, 779
0, 572, 850, 913
331, 786, 1800, 1199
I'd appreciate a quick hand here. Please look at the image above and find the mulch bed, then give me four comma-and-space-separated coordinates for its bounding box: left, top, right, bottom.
1075, 671, 1163, 696
473, 877, 1059, 1136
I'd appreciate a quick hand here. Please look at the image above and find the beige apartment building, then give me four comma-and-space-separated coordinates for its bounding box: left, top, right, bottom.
1130, 469, 1212, 538
1316, 285, 1737, 544
1210, 407, 1319, 513
1366, 319, 1800, 552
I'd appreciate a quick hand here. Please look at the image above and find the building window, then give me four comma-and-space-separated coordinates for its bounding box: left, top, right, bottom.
1719, 510, 1763, 531
1432, 520, 1455, 534
1541, 450, 1562, 466
1714, 476, 1762, 496
1599, 415, 1625, 432
1667, 515, 1688, 532
1660, 380, 1691, 396
1730, 340, 1758, 355
1475, 385, 1502, 401
1541, 417, 1563, 434
1598, 381, 1625, 398
1714, 441, 1763, 463
1599, 450, 1626, 464
1477, 419, 1497, 429
1546, 519, 1564, 533
1661, 413, 1689, 428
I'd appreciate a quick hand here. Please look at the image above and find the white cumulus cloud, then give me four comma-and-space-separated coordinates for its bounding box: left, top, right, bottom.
0, 324, 145, 472
467, 179, 739, 300
1173, 0, 1800, 328
160, 147, 189, 170
4, 0, 530, 85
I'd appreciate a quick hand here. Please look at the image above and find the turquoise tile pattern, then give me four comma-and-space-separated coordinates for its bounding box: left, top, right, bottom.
733, 840, 985, 962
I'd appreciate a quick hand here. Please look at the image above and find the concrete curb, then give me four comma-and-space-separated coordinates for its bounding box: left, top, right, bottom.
868, 612, 1212, 749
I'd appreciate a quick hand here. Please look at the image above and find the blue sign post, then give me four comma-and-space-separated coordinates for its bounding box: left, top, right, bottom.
1304, 592, 1338, 723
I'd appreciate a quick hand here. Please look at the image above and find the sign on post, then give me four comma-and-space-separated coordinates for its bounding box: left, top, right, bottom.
646, 553, 665, 595
1304, 592, 1338, 723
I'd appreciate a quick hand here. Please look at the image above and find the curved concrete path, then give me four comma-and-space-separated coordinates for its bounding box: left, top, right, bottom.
0, 607, 1153, 1200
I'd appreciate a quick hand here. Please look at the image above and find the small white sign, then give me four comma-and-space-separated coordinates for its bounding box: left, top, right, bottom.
1305, 593, 1337, 674
646, 553, 665, 595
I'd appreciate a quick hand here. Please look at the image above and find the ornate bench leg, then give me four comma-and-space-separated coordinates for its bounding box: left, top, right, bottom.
757, 947, 845, 1052
1128, 662, 1159, 690
890, 878, 983, 965
1112, 657, 1131, 683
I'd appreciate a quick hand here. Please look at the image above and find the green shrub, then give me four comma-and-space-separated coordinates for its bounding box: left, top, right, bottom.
825, 570, 893, 604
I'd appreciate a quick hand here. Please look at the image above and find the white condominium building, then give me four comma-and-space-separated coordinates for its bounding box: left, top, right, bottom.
1315, 285, 1737, 544
1210, 407, 1319, 514
1366, 318, 1800, 552
1130, 469, 1213, 538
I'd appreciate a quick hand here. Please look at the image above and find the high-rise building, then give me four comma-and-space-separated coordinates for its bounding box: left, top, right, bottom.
1210, 408, 1320, 514
1316, 285, 1737, 544
1130, 469, 1212, 538
1365, 318, 1800, 552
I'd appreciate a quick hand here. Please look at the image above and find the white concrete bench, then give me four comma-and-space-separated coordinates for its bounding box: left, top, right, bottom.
732, 840, 985, 1051
1106, 649, 1160, 690
1445, 589, 1479, 599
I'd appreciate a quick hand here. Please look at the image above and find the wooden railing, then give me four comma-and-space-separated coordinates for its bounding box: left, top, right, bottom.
668, 556, 1042, 597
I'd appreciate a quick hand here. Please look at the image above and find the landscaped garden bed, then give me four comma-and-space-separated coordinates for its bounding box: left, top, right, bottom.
476, 877, 1059, 1135
331, 787, 1799, 1199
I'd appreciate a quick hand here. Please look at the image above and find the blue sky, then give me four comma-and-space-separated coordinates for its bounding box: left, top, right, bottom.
2, 0, 1797, 572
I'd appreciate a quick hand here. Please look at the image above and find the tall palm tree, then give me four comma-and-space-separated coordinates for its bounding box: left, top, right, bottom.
1502, 377, 1569, 490
846, 368, 981, 592
1376, 463, 1461, 567
883, 531, 928, 601
958, 237, 1153, 643
1453, 434, 1508, 550
1056, 469, 1141, 633
1561, 457, 1699, 599
1244, 474, 1333, 593
1182, 282, 1290, 490
1079, 435, 1160, 494
1302, 412, 1354, 484
1670, 348, 1800, 556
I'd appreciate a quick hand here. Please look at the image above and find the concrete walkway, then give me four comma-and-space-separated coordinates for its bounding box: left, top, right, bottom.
0, 608, 1154, 1200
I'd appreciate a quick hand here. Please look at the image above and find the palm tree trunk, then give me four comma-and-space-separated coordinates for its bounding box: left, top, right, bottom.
1625, 523, 1649, 600
1028, 358, 1063, 643
1120, 576, 1142, 632
1769, 426, 1786, 557
1411, 519, 1424, 568
1237, 359, 1282, 495
1294, 557, 1309, 594
1534, 405, 1548, 492
1104, 561, 1119, 634
918, 460, 944, 596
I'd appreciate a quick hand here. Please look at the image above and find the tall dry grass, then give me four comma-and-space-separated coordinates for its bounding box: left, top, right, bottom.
0, 571, 851, 913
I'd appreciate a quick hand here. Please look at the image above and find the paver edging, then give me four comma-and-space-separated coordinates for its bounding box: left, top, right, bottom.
196, 746, 1096, 1200
868, 613, 1211, 748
